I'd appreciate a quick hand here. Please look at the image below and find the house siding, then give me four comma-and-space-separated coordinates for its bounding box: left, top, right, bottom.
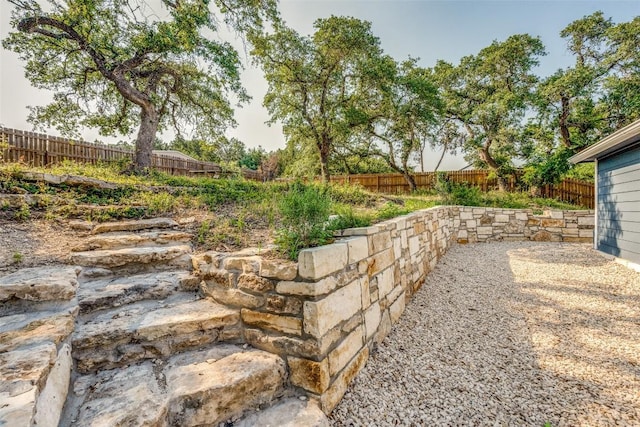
597, 143, 640, 264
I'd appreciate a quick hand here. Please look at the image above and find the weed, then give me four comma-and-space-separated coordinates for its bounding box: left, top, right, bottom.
15, 203, 31, 221
12, 252, 23, 264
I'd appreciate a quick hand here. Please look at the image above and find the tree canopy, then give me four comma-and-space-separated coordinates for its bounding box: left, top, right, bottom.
3, 0, 278, 170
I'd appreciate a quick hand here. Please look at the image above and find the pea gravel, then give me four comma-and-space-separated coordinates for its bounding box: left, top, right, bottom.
329, 242, 640, 426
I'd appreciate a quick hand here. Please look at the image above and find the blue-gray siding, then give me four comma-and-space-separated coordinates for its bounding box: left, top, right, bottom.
597, 143, 640, 264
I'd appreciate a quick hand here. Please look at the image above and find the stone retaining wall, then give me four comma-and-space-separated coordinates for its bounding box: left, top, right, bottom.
192, 206, 594, 413
456, 207, 595, 243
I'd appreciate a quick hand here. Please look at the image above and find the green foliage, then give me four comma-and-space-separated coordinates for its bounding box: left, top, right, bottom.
375, 202, 411, 220
328, 204, 372, 230
522, 147, 574, 187
435, 173, 483, 206
252, 17, 385, 180
3, 0, 278, 168
275, 182, 334, 260
12, 252, 24, 264
562, 163, 595, 182
326, 183, 377, 206
15, 203, 31, 221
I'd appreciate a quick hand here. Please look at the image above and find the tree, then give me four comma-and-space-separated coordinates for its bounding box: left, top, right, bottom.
365, 58, 442, 190
433, 34, 546, 190
526, 12, 640, 187
251, 17, 384, 182
3, 0, 278, 170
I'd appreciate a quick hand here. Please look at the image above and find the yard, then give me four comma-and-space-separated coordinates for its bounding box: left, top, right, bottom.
331, 242, 640, 426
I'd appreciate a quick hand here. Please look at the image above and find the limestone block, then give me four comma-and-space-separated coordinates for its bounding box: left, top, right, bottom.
201, 268, 234, 288
276, 276, 338, 297
319, 347, 369, 414
259, 259, 297, 280
579, 229, 594, 238
237, 274, 275, 293
265, 294, 302, 315
578, 216, 595, 226
329, 326, 364, 376
166, 351, 286, 426
364, 303, 381, 340
531, 230, 553, 241
368, 231, 392, 255
241, 309, 302, 336
527, 218, 541, 226
388, 216, 407, 230
299, 244, 348, 280
341, 225, 381, 236
477, 226, 493, 235
541, 218, 565, 228
375, 310, 392, 344
494, 214, 509, 223
366, 248, 395, 277
223, 255, 261, 273
549, 210, 564, 219
244, 329, 321, 359
303, 279, 362, 338
288, 357, 331, 394
0, 266, 80, 302
472, 208, 486, 214
466, 219, 477, 229
91, 217, 177, 234
414, 221, 426, 234
203, 282, 265, 309
342, 236, 369, 264
360, 277, 370, 310
389, 291, 406, 324
408, 236, 420, 256
392, 237, 402, 259
235, 398, 329, 427
458, 229, 468, 239
400, 230, 408, 250
515, 212, 529, 221
33, 344, 71, 427
459, 211, 473, 220
375, 267, 395, 298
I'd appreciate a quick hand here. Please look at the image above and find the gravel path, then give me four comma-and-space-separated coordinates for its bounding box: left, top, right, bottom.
330, 242, 640, 426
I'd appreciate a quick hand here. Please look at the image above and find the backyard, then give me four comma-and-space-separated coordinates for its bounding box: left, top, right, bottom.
330, 242, 640, 426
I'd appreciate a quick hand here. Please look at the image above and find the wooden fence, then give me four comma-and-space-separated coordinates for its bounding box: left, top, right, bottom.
0, 127, 263, 181
330, 171, 595, 209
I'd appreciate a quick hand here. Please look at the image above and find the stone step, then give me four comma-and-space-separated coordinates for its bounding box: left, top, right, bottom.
235, 398, 329, 427
91, 217, 178, 234
77, 270, 199, 315
0, 266, 80, 309
71, 230, 192, 252
0, 309, 76, 427
65, 345, 286, 427
68, 244, 192, 272
72, 296, 241, 373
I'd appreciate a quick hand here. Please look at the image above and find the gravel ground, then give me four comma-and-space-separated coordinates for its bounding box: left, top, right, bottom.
330, 242, 640, 426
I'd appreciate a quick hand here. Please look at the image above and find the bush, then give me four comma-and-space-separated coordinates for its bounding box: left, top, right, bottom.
328, 204, 372, 230
275, 182, 334, 260
435, 173, 482, 206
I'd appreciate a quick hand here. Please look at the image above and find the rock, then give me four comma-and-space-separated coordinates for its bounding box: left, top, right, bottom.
72, 297, 240, 373
531, 230, 553, 241
0, 342, 57, 426
0, 266, 80, 302
33, 344, 71, 427
69, 220, 93, 231
166, 351, 286, 426
77, 270, 191, 314
91, 217, 178, 234
0, 311, 76, 353
68, 245, 191, 269
70, 362, 166, 427
71, 230, 192, 252
235, 398, 329, 427
259, 259, 298, 281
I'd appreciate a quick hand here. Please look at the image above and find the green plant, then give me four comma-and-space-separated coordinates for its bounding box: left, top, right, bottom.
375, 202, 411, 221
328, 204, 372, 230
15, 203, 31, 221
197, 220, 211, 244
275, 182, 334, 260
12, 252, 23, 264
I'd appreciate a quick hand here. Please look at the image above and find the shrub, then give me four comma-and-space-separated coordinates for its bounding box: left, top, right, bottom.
328, 204, 372, 230
275, 182, 333, 260
435, 173, 482, 206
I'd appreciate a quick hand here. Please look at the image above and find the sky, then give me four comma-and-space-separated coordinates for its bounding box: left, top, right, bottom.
1, 0, 640, 171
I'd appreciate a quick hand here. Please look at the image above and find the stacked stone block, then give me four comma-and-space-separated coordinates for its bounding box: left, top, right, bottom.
456, 207, 595, 243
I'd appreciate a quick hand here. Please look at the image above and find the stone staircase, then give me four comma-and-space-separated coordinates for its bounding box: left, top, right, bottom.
0, 217, 328, 426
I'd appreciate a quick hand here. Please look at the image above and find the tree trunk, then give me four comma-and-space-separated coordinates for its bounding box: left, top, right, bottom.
559, 95, 572, 148
318, 138, 331, 183
135, 107, 159, 170
478, 145, 507, 191
403, 171, 417, 192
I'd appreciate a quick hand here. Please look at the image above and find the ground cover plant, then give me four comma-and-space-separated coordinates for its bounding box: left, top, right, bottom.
0, 161, 584, 260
